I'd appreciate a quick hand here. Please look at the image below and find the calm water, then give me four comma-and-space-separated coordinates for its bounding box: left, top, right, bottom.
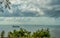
0, 25, 60, 38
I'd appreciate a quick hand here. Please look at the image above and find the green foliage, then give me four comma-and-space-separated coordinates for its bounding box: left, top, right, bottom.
0, 28, 50, 38
1, 30, 5, 38
7, 28, 50, 38
8, 28, 31, 38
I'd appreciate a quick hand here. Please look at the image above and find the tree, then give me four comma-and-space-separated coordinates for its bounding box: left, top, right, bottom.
1, 30, 5, 38
23, 29, 31, 38
0, 0, 4, 12
8, 31, 14, 38
4, 0, 11, 9
13, 30, 19, 38
44, 28, 50, 38
0, 0, 11, 13
7, 28, 51, 38
32, 28, 50, 38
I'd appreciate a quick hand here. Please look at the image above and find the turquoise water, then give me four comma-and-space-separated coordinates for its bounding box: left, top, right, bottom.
0, 25, 60, 38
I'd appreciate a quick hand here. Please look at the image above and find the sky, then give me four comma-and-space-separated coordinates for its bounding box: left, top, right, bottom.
0, 0, 60, 17
0, 0, 60, 25
0, 17, 60, 25
0, 0, 60, 37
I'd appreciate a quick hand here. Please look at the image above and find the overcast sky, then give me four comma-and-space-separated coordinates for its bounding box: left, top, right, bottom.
0, 0, 60, 25
0, 0, 60, 37
0, 17, 59, 25
0, 0, 60, 17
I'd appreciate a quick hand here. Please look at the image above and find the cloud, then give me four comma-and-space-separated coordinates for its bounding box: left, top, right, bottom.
50, 0, 60, 5
0, 17, 59, 25
0, 0, 60, 17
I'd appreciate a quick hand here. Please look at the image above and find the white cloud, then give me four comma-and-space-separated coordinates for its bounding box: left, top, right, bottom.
9, 0, 60, 17
10, 0, 52, 12
1, 0, 60, 17
10, 0, 18, 4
